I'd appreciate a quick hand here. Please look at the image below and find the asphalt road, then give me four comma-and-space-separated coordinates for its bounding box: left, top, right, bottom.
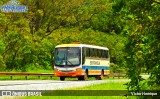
0, 79, 129, 90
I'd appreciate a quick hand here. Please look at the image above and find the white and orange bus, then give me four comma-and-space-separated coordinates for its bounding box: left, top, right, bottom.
53, 43, 110, 81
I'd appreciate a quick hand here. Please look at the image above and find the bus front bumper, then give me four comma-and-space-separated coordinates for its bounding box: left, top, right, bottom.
54, 69, 83, 77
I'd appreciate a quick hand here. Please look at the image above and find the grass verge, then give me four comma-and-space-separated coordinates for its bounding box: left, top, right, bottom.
16, 80, 134, 99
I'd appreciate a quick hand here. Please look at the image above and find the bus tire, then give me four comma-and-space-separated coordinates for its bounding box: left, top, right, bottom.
78, 70, 88, 80
78, 76, 83, 80
95, 76, 101, 80
84, 70, 88, 80
60, 77, 65, 81
96, 70, 104, 80
101, 70, 104, 79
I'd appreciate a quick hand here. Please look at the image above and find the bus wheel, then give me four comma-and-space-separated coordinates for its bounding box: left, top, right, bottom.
83, 70, 88, 80
96, 70, 104, 80
60, 77, 65, 81
101, 70, 104, 79
78, 76, 83, 80
95, 76, 101, 80
78, 70, 88, 80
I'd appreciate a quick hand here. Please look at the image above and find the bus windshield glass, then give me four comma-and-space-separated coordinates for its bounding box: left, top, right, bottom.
54, 47, 81, 66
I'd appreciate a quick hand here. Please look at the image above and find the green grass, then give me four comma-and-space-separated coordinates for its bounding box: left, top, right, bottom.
18, 96, 129, 99
65, 81, 127, 90
17, 80, 134, 99
1, 80, 140, 99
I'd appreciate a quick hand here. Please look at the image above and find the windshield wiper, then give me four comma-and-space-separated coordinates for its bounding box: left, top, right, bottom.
67, 60, 73, 65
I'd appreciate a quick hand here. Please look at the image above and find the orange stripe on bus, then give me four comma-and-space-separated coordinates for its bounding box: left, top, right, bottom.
54, 69, 110, 77
88, 70, 110, 75
54, 69, 83, 77
104, 70, 110, 75
89, 70, 101, 74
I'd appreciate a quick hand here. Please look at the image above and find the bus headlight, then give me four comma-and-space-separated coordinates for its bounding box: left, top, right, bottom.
76, 68, 82, 71
73, 68, 81, 71
54, 68, 60, 71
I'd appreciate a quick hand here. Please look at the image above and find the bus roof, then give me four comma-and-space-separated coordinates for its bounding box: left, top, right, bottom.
55, 44, 109, 50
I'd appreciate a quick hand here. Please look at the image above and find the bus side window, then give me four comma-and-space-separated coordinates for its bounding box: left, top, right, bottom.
86, 48, 89, 57
96, 49, 98, 57
101, 50, 103, 58
105, 50, 109, 58
93, 49, 95, 57
93, 48, 95, 57
96, 49, 98, 58
95, 49, 98, 57
98, 50, 101, 58
102, 50, 105, 58
90, 49, 92, 57
86, 48, 90, 57
82, 47, 85, 64
91, 48, 95, 57
88, 48, 90, 57
108, 51, 110, 58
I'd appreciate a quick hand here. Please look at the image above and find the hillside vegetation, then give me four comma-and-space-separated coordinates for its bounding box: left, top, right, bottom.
0, 0, 160, 93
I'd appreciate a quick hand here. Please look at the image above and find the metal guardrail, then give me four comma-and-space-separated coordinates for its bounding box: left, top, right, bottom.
108, 73, 127, 79
0, 72, 127, 80
0, 72, 54, 80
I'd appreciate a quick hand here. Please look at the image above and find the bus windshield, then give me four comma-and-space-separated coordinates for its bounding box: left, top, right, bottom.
54, 47, 81, 66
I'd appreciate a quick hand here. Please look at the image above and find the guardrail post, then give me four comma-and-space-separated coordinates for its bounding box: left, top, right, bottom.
25, 76, 27, 80
50, 76, 52, 79
10, 76, 12, 80
38, 76, 40, 79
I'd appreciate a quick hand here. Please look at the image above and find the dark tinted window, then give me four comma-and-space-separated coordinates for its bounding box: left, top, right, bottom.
101, 50, 105, 58
82, 47, 85, 64
86, 48, 90, 57
105, 50, 109, 58
83, 47, 109, 59
90, 48, 94, 57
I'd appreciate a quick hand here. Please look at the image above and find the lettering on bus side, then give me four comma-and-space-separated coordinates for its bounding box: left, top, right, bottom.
90, 61, 100, 65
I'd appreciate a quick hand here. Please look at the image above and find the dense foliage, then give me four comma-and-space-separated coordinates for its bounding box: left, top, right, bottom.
122, 0, 160, 91
0, 0, 124, 71
0, 0, 160, 93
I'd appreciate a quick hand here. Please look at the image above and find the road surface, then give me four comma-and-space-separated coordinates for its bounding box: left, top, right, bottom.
0, 79, 129, 90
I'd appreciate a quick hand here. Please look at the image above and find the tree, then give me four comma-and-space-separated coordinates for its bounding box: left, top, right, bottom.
0, 0, 112, 71
123, 0, 160, 91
